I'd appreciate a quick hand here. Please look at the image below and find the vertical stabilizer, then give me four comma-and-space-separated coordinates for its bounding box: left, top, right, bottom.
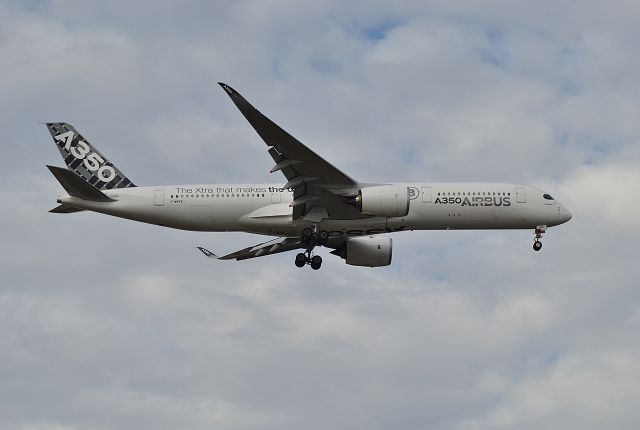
45, 123, 136, 190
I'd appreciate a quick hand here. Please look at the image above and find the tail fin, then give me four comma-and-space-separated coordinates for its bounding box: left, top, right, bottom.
45, 123, 136, 190
47, 165, 115, 202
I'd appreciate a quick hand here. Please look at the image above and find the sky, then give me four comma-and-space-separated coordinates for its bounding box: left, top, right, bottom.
1, 1, 640, 429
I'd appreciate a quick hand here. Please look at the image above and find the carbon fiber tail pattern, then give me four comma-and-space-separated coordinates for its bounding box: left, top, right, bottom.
46, 123, 136, 190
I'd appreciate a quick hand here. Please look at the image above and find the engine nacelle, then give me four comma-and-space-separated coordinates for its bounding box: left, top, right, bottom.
335, 236, 393, 267
355, 185, 409, 217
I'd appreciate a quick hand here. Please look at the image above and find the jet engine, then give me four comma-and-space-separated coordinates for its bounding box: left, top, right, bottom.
331, 236, 393, 267
350, 185, 409, 217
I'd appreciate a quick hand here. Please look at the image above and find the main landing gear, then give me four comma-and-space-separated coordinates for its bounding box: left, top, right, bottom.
533, 225, 546, 251
295, 226, 329, 270
295, 252, 323, 270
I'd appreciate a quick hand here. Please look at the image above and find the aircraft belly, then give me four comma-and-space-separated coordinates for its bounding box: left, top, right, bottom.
240, 215, 293, 235
188, 204, 215, 230
318, 218, 389, 237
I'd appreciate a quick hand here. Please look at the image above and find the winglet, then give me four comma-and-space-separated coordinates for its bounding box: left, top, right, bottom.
217, 82, 256, 116
197, 246, 220, 259
218, 82, 235, 95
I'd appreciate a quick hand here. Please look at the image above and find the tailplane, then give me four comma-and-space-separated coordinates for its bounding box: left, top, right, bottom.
45, 123, 136, 190
49, 204, 85, 214
47, 165, 115, 202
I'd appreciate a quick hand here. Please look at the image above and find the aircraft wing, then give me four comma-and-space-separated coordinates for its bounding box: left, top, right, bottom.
219, 83, 365, 221
197, 237, 304, 261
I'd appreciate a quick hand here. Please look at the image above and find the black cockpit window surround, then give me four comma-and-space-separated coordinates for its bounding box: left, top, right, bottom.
543, 194, 554, 200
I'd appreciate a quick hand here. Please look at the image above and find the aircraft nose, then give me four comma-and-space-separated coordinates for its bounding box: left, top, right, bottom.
559, 205, 572, 223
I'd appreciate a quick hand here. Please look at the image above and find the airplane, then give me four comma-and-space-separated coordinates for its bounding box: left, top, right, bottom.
45, 83, 572, 270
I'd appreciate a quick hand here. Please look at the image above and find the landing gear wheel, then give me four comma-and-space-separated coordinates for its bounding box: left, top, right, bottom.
310, 255, 322, 270
533, 241, 542, 251
318, 230, 329, 245
295, 253, 307, 267
302, 228, 313, 241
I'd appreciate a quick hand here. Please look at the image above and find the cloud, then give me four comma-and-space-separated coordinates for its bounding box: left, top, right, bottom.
561, 163, 640, 232
458, 350, 640, 430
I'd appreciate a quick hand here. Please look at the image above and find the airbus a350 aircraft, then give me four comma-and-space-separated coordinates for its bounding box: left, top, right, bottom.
46, 83, 571, 270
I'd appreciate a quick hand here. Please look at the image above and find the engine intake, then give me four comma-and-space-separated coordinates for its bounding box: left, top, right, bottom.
353, 185, 409, 217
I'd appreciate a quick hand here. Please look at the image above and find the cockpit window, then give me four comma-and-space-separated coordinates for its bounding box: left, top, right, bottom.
543, 194, 554, 200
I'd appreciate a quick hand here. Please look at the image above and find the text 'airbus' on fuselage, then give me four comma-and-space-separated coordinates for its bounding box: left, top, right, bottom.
45, 83, 571, 270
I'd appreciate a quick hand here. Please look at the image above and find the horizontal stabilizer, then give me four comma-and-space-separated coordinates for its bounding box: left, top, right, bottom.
49, 204, 85, 214
47, 165, 115, 202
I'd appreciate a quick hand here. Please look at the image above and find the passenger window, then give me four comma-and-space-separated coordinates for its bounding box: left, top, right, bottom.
543, 194, 554, 200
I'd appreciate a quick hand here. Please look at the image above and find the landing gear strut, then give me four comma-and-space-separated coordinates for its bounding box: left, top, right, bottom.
533, 225, 546, 251
294, 225, 328, 269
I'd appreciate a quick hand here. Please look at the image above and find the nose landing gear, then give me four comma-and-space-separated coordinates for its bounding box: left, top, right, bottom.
533, 225, 546, 251
295, 226, 328, 269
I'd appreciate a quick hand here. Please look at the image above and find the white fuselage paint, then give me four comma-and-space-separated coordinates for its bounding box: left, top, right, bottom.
58, 182, 572, 237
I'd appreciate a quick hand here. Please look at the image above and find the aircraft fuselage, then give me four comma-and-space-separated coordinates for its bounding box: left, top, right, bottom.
58, 182, 572, 237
